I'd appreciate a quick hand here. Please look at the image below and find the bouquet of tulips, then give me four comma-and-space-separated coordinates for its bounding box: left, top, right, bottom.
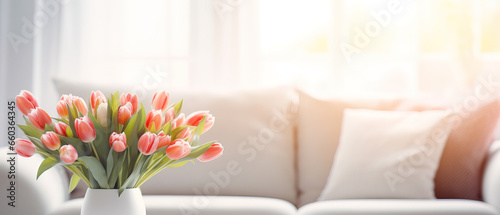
14, 90, 223, 195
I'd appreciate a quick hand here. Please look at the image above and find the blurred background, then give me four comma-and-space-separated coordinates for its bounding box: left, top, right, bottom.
1, 0, 500, 146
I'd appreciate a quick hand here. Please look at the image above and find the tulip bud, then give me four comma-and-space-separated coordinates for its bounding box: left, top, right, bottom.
28, 107, 53, 130
54, 122, 69, 137
90, 91, 107, 115
74, 97, 88, 116
109, 132, 127, 152
198, 142, 223, 162
15, 139, 36, 157
186, 111, 215, 133
118, 102, 133, 125
75, 116, 96, 142
96, 103, 108, 128
172, 113, 185, 129
57, 94, 88, 118
145, 110, 163, 131
41, 131, 61, 150
166, 139, 191, 160
120, 93, 138, 114
157, 131, 171, 148
164, 108, 176, 124
16, 90, 39, 116
152, 91, 170, 111
56, 100, 69, 119
138, 132, 159, 155
60, 145, 78, 164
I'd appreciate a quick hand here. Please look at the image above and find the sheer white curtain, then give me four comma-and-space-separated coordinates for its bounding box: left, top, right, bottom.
54, 0, 500, 96
55, 0, 259, 90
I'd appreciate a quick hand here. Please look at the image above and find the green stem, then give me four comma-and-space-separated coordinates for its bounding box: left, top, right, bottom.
135, 159, 174, 187
90, 141, 100, 161
65, 165, 92, 189
134, 154, 143, 170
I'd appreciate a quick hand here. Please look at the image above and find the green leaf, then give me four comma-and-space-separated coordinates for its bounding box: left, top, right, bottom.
119, 154, 146, 195
174, 100, 183, 118
37, 157, 59, 179
88, 113, 110, 167
110, 91, 120, 112
18, 124, 43, 139
23, 115, 35, 127
52, 117, 69, 124
167, 160, 190, 168
67, 104, 78, 138
111, 106, 119, 134
106, 149, 115, 179
107, 150, 125, 189
78, 156, 109, 189
119, 155, 130, 188
124, 105, 145, 167
170, 125, 190, 140
161, 121, 172, 135
59, 136, 91, 157
68, 174, 80, 193
43, 123, 55, 133
64, 165, 92, 189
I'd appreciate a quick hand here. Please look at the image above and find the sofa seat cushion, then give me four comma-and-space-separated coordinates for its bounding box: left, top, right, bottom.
50, 195, 297, 215
298, 199, 497, 215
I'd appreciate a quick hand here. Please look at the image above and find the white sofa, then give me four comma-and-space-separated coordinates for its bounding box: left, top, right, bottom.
2, 83, 500, 215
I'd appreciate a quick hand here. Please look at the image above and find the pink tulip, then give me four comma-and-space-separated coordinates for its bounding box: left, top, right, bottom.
166, 139, 191, 160
109, 132, 127, 152
54, 122, 69, 137
57, 94, 88, 118
138, 132, 159, 155
60, 145, 78, 164
90, 91, 107, 114
56, 100, 69, 119
157, 131, 171, 148
118, 102, 133, 125
198, 142, 223, 162
75, 116, 96, 142
186, 111, 215, 133
176, 127, 191, 140
145, 110, 163, 131
172, 113, 185, 129
15, 139, 36, 157
164, 108, 176, 124
73, 97, 88, 116
120, 93, 138, 114
151, 91, 170, 111
16, 90, 39, 116
28, 107, 53, 130
41, 131, 61, 150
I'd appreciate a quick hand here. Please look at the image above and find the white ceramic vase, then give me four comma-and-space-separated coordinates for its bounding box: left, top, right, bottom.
81, 188, 146, 215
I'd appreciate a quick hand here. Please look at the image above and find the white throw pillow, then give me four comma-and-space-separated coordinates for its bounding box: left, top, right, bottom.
318, 109, 453, 200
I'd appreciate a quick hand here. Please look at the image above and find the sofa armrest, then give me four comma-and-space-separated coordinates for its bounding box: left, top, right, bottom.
1, 147, 69, 215
483, 141, 500, 210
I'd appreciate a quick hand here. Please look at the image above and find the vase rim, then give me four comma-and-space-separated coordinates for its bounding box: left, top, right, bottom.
86, 188, 140, 190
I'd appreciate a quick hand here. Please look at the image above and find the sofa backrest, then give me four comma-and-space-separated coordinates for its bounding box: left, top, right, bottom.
54, 79, 299, 205
295, 90, 500, 206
